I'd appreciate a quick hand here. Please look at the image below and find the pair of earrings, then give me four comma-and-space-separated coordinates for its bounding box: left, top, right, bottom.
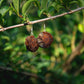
25, 24, 53, 52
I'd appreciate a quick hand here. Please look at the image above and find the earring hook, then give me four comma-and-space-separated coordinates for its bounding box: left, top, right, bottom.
31, 27, 34, 35
44, 24, 46, 32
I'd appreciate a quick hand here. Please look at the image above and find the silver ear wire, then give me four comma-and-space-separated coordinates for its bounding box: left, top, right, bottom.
31, 27, 34, 35
44, 24, 46, 32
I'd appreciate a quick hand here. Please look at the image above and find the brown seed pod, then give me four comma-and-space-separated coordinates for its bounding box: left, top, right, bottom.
37, 32, 53, 48
25, 35, 39, 52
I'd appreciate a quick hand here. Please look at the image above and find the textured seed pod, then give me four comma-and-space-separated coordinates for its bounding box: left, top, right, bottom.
37, 32, 53, 48
25, 35, 39, 52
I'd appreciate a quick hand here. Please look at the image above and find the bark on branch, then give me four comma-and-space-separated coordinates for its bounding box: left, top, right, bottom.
0, 7, 84, 31
63, 38, 84, 72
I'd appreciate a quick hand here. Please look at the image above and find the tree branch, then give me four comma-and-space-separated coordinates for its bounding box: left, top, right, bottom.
0, 66, 38, 78
74, 64, 84, 76
0, 7, 84, 31
63, 38, 84, 72
71, 27, 77, 51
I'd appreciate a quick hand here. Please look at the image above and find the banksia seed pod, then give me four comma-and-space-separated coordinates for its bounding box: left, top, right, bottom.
25, 35, 39, 52
37, 32, 53, 48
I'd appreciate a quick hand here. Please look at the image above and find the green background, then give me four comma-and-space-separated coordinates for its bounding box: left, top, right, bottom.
0, 0, 84, 84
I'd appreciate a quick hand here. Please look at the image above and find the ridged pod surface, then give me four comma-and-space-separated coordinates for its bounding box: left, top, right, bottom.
25, 35, 39, 52
37, 32, 53, 48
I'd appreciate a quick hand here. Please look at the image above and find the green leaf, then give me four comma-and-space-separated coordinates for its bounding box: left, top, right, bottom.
78, 24, 84, 33
46, 27, 53, 34
0, 0, 4, 6
0, 6, 9, 16
10, 3, 17, 15
22, 0, 37, 15
38, 9, 45, 17
4, 45, 13, 51
41, 0, 48, 10
37, 62, 49, 69
1, 36, 10, 41
9, 9, 13, 16
51, 2, 64, 12
70, 1, 78, 5
58, 48, 64, 55
13, 0, 19, 14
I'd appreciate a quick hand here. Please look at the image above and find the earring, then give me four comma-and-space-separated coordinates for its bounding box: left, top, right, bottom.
25, 27, 39, 52
37, 24, 53, 48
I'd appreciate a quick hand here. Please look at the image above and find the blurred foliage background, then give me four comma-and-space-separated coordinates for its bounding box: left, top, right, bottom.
0, 0, 84, 84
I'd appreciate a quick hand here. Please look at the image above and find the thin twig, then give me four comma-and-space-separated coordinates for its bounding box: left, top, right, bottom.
63, 38, 84, 72
74, 64, 84, 76
0, 7, 84, 31
0, 66, 38, 78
